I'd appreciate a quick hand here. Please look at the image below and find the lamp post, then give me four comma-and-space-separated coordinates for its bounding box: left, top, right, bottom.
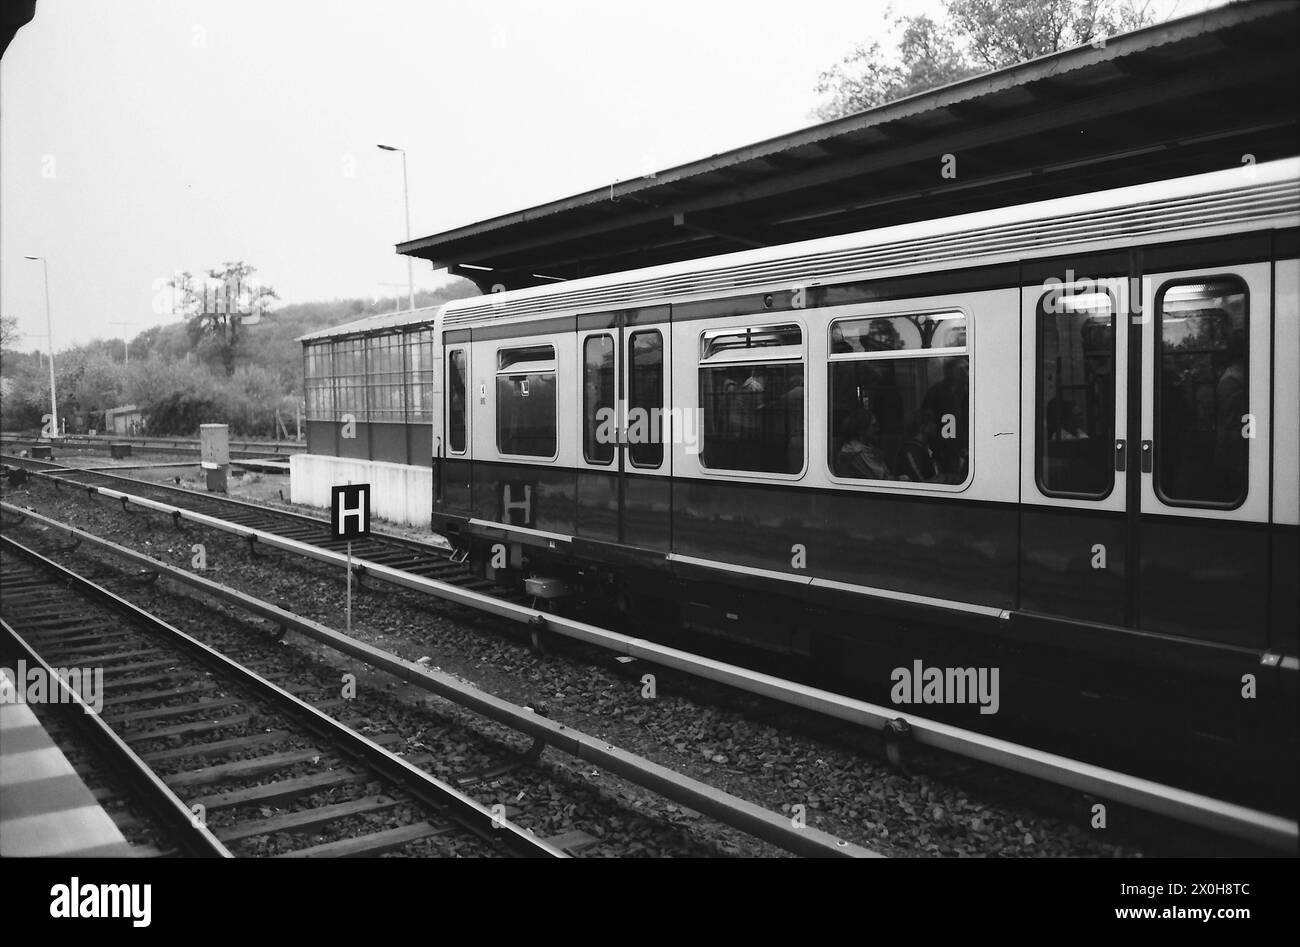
110, 320, 136, 364
23, 255, 58, 438
377, 144, 414, 312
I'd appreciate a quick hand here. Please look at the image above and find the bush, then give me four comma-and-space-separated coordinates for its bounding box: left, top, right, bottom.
143, 390, 224, 435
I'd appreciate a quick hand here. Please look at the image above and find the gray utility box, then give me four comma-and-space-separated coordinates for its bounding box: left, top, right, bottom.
200, 424, 230, 493
200, 424, 230, 467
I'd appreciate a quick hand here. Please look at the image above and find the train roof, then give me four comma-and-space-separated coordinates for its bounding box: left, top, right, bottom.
435, 156, 1299, 331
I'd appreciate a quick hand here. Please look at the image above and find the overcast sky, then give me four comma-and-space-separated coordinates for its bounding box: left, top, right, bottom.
2, 0, 1219, 351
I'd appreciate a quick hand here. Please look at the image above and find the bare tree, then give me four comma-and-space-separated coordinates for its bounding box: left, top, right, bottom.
167, 261, 278, 375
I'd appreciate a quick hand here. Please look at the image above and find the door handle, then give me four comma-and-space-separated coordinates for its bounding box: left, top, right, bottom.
1140, 439, 1153, 473
1114, 439, 1126, 472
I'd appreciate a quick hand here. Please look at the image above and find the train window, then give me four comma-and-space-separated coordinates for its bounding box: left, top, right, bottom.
628, 330, 664, 468
828, 312, 968, 483
498, 345, 556, 373
1035, 291, 1116, 498
699, 324, 803, 474
830, 313, 966, 354
1155, 277, 1248, 507
447, 348, 467, 454
702, 324, 802, 360
583, 335, 614, 465
496, 344, 557, 457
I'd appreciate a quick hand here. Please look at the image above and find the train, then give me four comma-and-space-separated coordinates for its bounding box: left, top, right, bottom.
425, 157, 1299, 806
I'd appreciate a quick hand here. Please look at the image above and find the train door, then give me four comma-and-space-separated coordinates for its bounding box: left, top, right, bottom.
620, 318, 671, 550
1136, 263, 1271, 647
574, 311, 671, 549
1019, 278, 1130, 626
435, 341, 471, 516
575, 321, 620, 542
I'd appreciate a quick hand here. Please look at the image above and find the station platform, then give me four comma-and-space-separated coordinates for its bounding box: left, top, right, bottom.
0, 669, 134, 857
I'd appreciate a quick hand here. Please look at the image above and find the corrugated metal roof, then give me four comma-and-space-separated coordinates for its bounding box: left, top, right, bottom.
297, 304, 440, 343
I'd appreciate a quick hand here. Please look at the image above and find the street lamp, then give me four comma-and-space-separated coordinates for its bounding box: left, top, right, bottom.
110, 321, 136, 364
377, 144, 414, 312
23, 255, 58, 438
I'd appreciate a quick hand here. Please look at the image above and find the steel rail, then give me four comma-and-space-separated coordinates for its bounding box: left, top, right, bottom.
0, 433, 303, 454
0, 614, 234, 858
2, 503, 876, 858
2, 454, 452, 555
0, 530, 565, 858
4, 482, 1296, 852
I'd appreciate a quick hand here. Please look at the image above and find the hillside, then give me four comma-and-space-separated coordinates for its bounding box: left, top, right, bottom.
0, 279, 481, 436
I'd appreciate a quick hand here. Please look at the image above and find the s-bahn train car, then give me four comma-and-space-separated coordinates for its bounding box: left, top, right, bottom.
428, 158, 1299, 805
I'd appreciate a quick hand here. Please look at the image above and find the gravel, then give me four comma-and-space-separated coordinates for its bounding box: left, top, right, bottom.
2, 471, 1259, 857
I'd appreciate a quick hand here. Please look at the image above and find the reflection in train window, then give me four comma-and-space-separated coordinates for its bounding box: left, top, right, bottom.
1036, 291, 1115, 498
701, 323, 802, 360
496, 344, 557, 457
830, 312, 966, 354
447, 348, 467, 454
699, 324, 803, 474
828, 312, 968, 483
1156, 277, 1248, 507
583, 335, 615, 465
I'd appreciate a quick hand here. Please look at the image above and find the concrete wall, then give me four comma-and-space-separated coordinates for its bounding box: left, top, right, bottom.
290, 453, 432, 528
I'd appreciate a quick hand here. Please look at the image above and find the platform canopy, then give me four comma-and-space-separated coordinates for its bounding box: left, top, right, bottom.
399, 0, 1300, 294
0, 1, 36, 60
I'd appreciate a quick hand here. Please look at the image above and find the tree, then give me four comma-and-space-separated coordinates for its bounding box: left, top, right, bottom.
124, 356, 196, 408
814, 0, 1157, 120
0, 351, 48, 430
167, 261, 278, 376
73, 352, 125, 415
0, 315, 19, 353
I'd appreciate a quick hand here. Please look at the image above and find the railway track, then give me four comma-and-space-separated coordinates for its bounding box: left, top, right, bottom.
0, 493, 873, 857
0, 535, 563, 858
0, 455, 501, 597
2, 451, 1294, 854
1, 433, 300, 461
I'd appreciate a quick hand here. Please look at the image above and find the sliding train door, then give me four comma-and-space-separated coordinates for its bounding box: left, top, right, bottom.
619, 317, 671, 550
1136, 263, 1272, 647
575, 320, 620, 542
1019, 277, 1130, 625
574, 308, 671, 550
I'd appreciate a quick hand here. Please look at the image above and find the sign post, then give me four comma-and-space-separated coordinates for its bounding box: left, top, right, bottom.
330, 484, 371, 634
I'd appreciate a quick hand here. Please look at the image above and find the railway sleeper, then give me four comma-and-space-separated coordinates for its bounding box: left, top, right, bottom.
451, 735, 547, 788
272, 821, 456, 858
214, 795, 403, 844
